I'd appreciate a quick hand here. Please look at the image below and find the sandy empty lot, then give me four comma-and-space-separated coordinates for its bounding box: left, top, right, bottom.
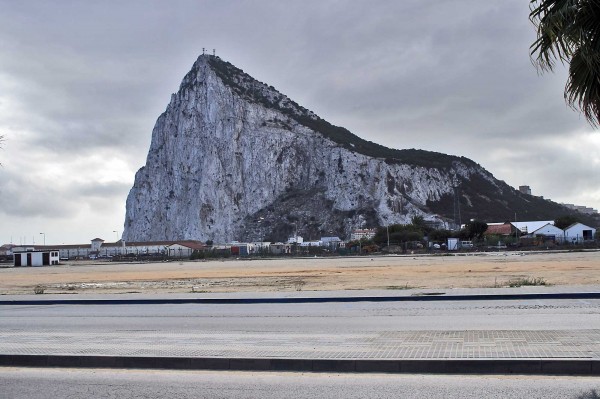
0, 250, 599, 295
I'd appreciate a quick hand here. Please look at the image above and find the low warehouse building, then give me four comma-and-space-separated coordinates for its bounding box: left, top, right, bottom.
13, 250, 60, 267
564, 222, 596, 243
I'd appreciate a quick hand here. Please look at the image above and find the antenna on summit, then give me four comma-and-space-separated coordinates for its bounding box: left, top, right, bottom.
202, 47, 206, 55
213, 49, 216, 56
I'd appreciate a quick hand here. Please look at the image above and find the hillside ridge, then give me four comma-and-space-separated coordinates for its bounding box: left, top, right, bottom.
122, 54, 586, 243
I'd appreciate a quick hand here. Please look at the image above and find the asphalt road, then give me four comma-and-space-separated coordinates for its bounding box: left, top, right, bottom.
2, 298, 600, 332
0, 368, 599, 399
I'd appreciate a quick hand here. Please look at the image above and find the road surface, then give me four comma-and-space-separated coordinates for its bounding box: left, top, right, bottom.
0, 367, 599, 399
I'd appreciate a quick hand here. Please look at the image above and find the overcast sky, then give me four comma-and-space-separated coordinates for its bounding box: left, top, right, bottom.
1, 0, 598, 245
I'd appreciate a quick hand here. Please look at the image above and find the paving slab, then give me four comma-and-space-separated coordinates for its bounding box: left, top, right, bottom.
1, 328, 599, 360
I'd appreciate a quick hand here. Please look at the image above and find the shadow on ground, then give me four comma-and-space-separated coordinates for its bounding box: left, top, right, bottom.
577, 390, 600, 399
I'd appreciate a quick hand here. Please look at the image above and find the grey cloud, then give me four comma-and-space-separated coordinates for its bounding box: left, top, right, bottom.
0, 171, 74, 218
264, 2, 579, 144
76, 181, 132, 199
0, 147, 131, 220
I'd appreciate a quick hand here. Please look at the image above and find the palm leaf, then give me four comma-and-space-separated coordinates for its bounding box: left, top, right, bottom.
530, 0, 600, 127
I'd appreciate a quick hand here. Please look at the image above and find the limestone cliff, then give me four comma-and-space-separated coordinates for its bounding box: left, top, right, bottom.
123, 55, 569, 242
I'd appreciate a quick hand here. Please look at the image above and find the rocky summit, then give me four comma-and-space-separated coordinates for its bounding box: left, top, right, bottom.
123, 54, 572, 243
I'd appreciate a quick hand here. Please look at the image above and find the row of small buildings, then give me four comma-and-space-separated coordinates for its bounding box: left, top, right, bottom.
349, 221, 597, 244
2, 239, 207, 266
1, 236, 347, 266
484, 221, 596, 243
1, 220, 596, 267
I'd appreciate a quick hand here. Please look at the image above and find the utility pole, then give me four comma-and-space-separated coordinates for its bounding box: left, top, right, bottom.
386, 225, 390, 247
453, 186, 462, 229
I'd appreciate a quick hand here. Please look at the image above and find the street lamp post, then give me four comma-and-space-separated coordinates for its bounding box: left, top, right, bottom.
386, 225, 390, 248
113, 231, 120, 255
39, 232, 45, 246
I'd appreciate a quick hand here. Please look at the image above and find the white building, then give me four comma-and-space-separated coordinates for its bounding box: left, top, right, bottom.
300, 240, 322, 247
166, 242, 207, 257
564, 223, 596, 243
528, 223, 565, 242
511, 221, 554, 234
287, 235, 304, 244
251, 242, 271, 252
447, 238, 459, 251
351, 229, 376, 241
13, 250, 60, 266
229, 243, 256, 256
13, 239, 206, 259
91, 238, 104, 252
270, 243, 292, 254
320, 236, 342, 249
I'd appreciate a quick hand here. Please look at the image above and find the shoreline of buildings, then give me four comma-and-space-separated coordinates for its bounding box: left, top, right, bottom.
0, 220, 596, 267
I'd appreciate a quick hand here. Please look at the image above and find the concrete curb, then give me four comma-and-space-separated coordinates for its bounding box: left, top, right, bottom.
0, 355, 598, 375
2, 292, 600, 306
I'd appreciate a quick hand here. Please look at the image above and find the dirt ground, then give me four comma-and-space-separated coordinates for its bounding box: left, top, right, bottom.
1, 251, 599, 295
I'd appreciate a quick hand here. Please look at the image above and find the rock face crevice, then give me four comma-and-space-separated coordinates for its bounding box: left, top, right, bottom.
123, 55, 569, 242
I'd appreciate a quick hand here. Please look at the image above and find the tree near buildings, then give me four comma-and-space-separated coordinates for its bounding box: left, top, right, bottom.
464, 220, 488, 239
373, 224, 423, 246
410, 215, 437, 235
530, 0, 600, 127
428, 229, 453, 242
410, 215, 426, 229
554, 214, 579, 229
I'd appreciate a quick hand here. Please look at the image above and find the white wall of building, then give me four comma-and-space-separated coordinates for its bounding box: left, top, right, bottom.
287, 236, 304, 244
299, 241, 322, 247
564, 223, 596, 242
512, 221, 554, 234
14, 250, 60, 266
530, 224, 565, 242
351, 229, 376, 241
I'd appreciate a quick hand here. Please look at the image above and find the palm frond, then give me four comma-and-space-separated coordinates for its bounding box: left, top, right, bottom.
530, 0, 600, 127
566, 46, 600, 126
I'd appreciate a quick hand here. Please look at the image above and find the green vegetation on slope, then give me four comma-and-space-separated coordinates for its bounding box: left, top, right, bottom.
197, 55, 596, 227
206, 55, 476, 170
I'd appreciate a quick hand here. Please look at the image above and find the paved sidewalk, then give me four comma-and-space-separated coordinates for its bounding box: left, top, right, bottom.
1, 328, 600, 360
2, 288, 600, 374
1, 327, 599, 374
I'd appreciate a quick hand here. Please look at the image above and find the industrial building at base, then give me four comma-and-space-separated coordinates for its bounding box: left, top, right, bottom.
483, 221, 596, 243
7, 239, 208, 264
12, 250, 60, 267
4, 235, 346, 267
